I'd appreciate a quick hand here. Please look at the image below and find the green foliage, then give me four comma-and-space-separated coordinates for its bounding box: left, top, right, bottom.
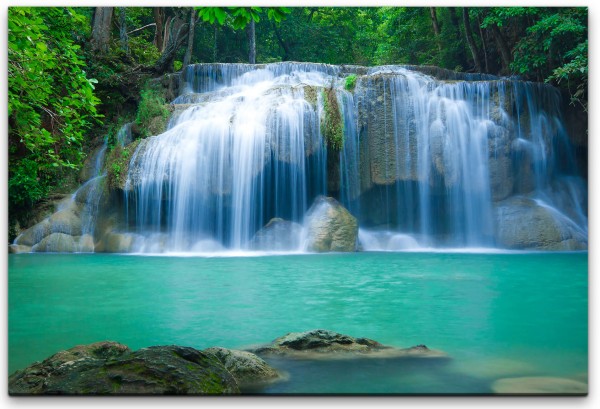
135, 86, 170, 138
508, 8, 587, 110
197, 6, 290, 29
198, 7, 229, 25
344, 74, 357, 91
321, 88, 344, 151
8, 7, 101, 212
106, 140, 139, 190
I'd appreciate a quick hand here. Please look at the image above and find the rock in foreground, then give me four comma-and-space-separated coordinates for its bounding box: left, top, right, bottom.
304, 196, 358, 252
250, 329, 447, 360
9, 342, 239, 395
204, 347, 281, 387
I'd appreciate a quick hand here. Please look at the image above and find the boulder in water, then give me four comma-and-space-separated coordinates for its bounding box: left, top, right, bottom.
9, 342, 239, 395
250, 218, 303, 251
491, 376, 587, 395
250, 329, 447, 360
203, 347, 281, 386
494, 196, 587, 250
304, 196, 358, 252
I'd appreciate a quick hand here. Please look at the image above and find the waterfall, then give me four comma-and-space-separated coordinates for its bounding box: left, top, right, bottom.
126, 64, 329, 251
114, 62, 586, 252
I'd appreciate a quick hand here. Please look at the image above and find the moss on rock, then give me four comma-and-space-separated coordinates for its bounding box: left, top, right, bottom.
105, 140, 141, 191
9, 343, 239, 395
135, 85, 171, 138
321, 87, 344, 151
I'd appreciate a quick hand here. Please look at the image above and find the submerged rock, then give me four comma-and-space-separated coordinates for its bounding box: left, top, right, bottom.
249, 218, 303, 251
78, 234, 95, 252
9, 244, 31, 253
491, 376, 587, 395
494, 196, 587, 250
250, 329, 447, 360
96, 232, 144, 253
204, 347, 281, 386
9, 342, 239, 395
304, 196, 358, 252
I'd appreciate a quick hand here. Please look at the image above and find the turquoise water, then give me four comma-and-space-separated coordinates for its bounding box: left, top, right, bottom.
8, 252, 588, 394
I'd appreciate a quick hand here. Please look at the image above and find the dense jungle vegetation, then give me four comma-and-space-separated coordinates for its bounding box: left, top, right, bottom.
8, 6, 588, 235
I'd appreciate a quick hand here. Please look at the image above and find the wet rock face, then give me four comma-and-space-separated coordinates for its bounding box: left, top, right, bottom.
9, 343, 239, 395
494, 196, 588, 250
95, 232, 144, 253
249, 218, 303, 251
304, 196, 358, 252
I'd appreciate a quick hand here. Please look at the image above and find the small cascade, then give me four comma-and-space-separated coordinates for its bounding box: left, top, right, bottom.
77, 139, 109, 239
115, 123, 133, 147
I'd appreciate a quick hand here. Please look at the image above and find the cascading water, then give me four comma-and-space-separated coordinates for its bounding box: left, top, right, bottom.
113, 63, 586, 252
125, 64, 330, 251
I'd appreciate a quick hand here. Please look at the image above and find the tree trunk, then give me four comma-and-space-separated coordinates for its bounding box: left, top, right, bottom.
491, 25, 512, 74
462, 7, 482, 73
90, 7, 113, 54
162, 16, 173, 53
118, 7, 129, 55
247, 19, 256, 64
273, 23, 290, 61
429, 7, 442, 53
153, 13, 188, 74
477, 15, 489, 73
153, 7, 165, 52
213, 25, 218, 62
448, 7, 468, 70
182, 9, 197, 71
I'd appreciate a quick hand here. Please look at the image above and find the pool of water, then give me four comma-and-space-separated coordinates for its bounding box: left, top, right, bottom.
8, 252, 588, 394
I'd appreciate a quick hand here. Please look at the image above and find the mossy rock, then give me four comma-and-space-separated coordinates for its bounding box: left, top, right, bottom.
9, 343, 239, 395
251, 329, 448, 360
303, 85, 319, 108
321, 87, 344, 151
105, 140, 141, 191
